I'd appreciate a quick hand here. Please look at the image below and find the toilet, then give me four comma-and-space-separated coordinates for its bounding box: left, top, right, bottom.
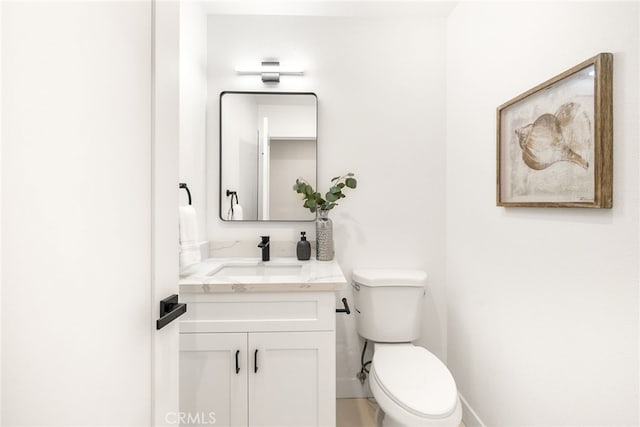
352, 269, 462, 427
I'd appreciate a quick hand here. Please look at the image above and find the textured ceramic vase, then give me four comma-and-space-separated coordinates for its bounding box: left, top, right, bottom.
315, 209, 334, 261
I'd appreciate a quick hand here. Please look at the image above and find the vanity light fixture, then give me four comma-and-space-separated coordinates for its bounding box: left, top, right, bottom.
235, 60, 304, 83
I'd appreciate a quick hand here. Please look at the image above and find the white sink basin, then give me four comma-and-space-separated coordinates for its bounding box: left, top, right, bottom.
209, 263, 303, 278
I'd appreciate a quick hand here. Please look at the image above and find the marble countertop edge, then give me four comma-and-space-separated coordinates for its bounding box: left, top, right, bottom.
179, 257, 347, 293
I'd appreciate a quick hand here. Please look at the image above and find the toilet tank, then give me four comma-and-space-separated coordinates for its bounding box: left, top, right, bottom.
352, 269, 427, 342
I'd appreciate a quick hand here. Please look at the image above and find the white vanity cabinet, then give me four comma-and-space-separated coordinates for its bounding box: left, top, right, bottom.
248, 330, 334, 427
180, 333, 248, 426
179, 279, 343, 427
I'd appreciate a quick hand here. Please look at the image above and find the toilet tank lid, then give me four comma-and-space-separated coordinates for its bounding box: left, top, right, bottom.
352, 269, 427, 287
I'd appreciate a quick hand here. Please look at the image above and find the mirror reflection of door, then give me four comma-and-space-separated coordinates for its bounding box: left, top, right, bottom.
220, 92, 317, 221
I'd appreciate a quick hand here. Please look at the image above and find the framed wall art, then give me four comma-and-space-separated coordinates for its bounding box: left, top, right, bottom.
497, 52, 612, 208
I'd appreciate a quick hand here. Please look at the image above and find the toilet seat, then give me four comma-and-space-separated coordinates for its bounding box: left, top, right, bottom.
371, 344, 458, 419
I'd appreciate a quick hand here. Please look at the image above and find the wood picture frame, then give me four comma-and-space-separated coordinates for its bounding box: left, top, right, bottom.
497, 53, 612, 208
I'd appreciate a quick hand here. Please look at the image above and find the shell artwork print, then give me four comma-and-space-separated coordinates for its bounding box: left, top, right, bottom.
515, 102, 592, 171
498, 53, 613, 207
502, 64, 596, 203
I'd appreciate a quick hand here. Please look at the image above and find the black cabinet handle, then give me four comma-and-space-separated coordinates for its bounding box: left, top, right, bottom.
254, 349, 259, 373
336, 297, 350, 314
235, 350, 240, 374
156, 294, 187, 330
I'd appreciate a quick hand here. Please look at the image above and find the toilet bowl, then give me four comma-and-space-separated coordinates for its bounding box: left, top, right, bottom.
351, 269, 462, 427
369, 344, 461, 427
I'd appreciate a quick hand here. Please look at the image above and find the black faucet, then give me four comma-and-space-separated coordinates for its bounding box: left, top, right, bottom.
258, 236, 270, 261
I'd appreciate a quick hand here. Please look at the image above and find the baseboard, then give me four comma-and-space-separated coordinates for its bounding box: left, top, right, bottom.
337, 377, 372, 399
459, 393, 486, 427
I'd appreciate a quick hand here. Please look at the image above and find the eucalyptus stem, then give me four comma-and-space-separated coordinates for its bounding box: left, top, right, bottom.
293, 173, 357, 213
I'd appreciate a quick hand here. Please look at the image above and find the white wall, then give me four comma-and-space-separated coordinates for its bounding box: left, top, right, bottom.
0, 1, 3, 420
259, 103, 316, 138
206, 14, 447, 397
179, 1, 207, 239
2, 2, 152, 424
446, 2, 639, 425
220, 94, 259, 220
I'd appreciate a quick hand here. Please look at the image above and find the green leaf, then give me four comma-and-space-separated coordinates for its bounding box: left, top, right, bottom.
293, 173, 356, 214
299, 182, 309, 193
326, 192, 339, 202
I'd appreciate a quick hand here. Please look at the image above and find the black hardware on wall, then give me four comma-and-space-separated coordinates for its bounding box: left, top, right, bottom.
156, 294, 187, 330
226, 189, 238, 202
254, 349, 259, 373
179, 183, 192, 205
336, 298, 350, 314
226, 190, 239, 218
235, 350, 240, 374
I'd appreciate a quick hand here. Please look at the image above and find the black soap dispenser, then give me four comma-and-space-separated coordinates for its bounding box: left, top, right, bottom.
297, 231, 311, 261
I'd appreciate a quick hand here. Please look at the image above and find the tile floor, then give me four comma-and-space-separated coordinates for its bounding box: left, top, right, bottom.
337, 398, 379, 427
336, 398, 466, 427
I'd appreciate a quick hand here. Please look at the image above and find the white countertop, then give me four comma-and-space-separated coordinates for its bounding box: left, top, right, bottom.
179, 257, 347, 293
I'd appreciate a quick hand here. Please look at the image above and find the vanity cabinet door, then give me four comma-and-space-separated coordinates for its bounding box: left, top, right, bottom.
248, 331, 335, 427
180, 333, 248, 427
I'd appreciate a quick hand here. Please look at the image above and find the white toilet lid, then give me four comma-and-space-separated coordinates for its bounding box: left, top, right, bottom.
372, 345, 458, 419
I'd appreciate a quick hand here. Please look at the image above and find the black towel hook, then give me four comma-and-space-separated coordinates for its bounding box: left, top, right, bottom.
226, 190, 239, 216
179, 183, 192, 205
226, 189, 238, 205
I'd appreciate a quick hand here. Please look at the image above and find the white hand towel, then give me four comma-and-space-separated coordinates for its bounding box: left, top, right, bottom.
179, 205, 201, 267
232, 204, 244, 221
179, 205, 198, 245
